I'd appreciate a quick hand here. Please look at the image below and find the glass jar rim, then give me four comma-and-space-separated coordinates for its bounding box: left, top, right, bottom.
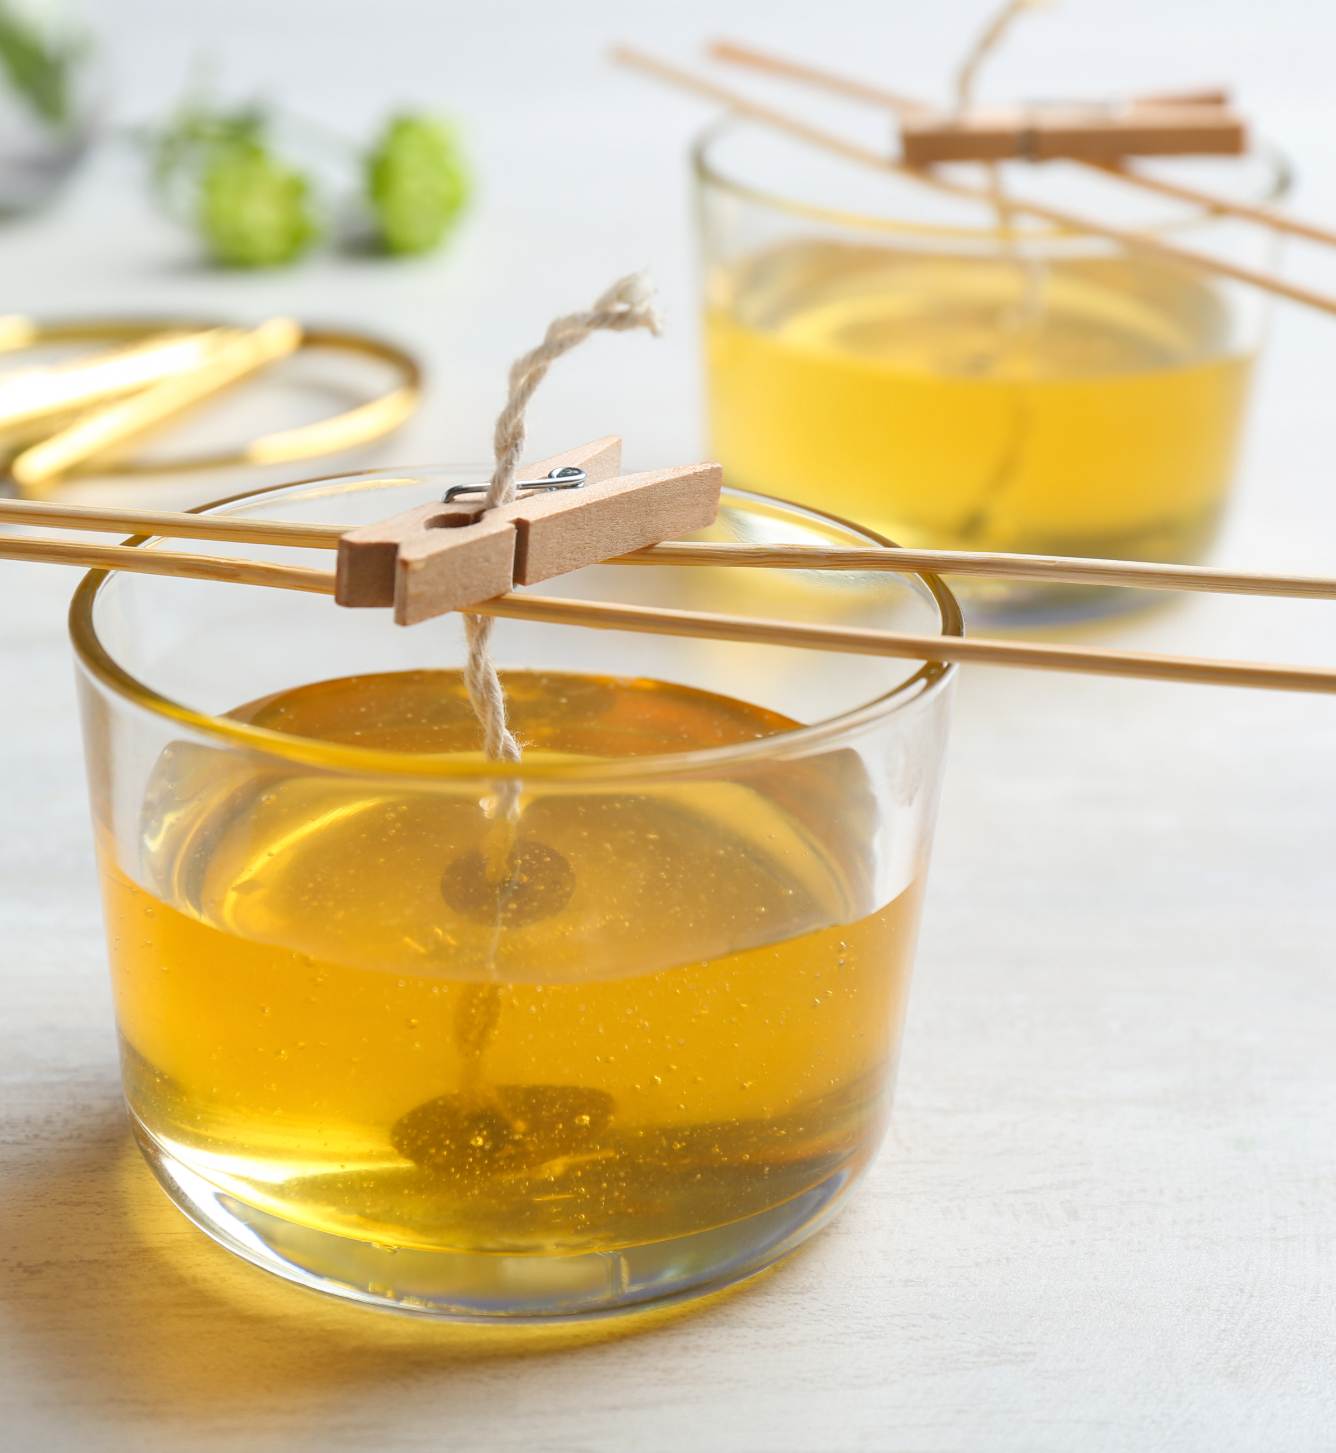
68, 469, 963, 785
693, 116, 1294, 243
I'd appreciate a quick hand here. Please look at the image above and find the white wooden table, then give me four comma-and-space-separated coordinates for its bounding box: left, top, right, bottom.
2, 4, 1334, 1448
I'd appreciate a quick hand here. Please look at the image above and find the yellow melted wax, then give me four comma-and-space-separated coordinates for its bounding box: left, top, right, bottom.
104, 670, 921, 1255
706, 241, 1253, 573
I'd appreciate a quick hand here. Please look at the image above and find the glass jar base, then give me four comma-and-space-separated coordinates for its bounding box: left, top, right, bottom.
131, 1116, 856, 1321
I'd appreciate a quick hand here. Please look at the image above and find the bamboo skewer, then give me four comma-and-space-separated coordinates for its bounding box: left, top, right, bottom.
612, 46, 1336, 318
0, 496, 350, 549
3, 497, 1336, 601
6, 530, 1334, 696
621, 542, 1336, 602
471, 593, 1336, 697
707, 39, 1336, 252
1086, 162, 1336, 248
0, 535, 335, 594
708, 39, 933, 119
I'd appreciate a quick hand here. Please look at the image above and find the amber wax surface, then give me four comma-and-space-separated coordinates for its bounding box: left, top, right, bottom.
707, 241, 1252, 586
104, 670, 920, 1256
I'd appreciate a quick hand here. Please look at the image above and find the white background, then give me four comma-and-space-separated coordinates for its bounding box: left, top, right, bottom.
2, 3, 1335, 1449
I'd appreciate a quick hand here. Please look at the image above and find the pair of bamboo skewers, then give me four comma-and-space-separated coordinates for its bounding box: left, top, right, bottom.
5, 41, 1336, 697
614, 41, 1336, 319
3, 493, 1336, 696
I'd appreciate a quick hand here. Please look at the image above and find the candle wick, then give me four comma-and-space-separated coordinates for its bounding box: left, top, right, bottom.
461, 272, 662, 768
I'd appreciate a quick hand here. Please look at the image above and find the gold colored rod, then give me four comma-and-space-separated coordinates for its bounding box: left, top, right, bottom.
6, 533, 1336, 694
0, 328, 238, 432
4, 498, 1336, 601
9, 318, 303, 495
246, 386, 421, 464
707, 39, 1336, 252
611, 45, 1336, 316
0, 316, 37, 353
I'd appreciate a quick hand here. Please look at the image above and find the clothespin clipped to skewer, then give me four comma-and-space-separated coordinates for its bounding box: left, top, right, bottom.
899, 88, 1247, 165
336, 435, 723, 625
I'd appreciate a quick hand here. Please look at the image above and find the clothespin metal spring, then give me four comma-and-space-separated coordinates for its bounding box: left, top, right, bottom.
442, 466, 587, 504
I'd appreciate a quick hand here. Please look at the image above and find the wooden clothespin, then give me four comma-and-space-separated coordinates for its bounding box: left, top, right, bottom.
336, 435, 722, 625
900, 89, 1247, 166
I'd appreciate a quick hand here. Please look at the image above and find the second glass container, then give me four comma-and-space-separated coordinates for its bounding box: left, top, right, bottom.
697, 120, 1289, 618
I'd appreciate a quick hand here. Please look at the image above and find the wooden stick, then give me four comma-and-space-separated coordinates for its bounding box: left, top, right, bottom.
1085, 160, 1336, 250
706, 39, 1336, 253
708, 38, 934, 116
471, 594, 1336, 696
621, 542, 1336, 601
0, 495, 350, 548
7, 532, 1336, 695
0, 535, 336, 594
5, 497, 1336, 602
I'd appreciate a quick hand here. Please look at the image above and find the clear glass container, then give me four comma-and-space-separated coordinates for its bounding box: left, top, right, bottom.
71, 469, 960, 1319
697, 121, 1290, 620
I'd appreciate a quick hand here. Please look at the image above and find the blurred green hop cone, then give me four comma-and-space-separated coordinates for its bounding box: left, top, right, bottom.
198, 139, 319, 268
366, 114, 469, 256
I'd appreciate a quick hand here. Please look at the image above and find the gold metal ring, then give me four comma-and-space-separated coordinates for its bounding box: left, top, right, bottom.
0, 315, 423, 480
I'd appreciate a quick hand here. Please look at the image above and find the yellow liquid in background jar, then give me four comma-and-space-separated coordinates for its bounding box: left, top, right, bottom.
104, 670, 921, 1261
706, 242, 1253, 605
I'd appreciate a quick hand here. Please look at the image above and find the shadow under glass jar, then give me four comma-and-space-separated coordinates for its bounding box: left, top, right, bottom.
70, 470, 960, 1320
697, 121, 1291, 621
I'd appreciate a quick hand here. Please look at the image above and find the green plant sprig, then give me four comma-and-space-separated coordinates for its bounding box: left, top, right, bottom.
145, 88, 471, 270
0, 1, 87, 129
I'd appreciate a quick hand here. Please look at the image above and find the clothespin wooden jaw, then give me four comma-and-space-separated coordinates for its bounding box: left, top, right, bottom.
900, 90, 1247, 166
336, 436, 723, 625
